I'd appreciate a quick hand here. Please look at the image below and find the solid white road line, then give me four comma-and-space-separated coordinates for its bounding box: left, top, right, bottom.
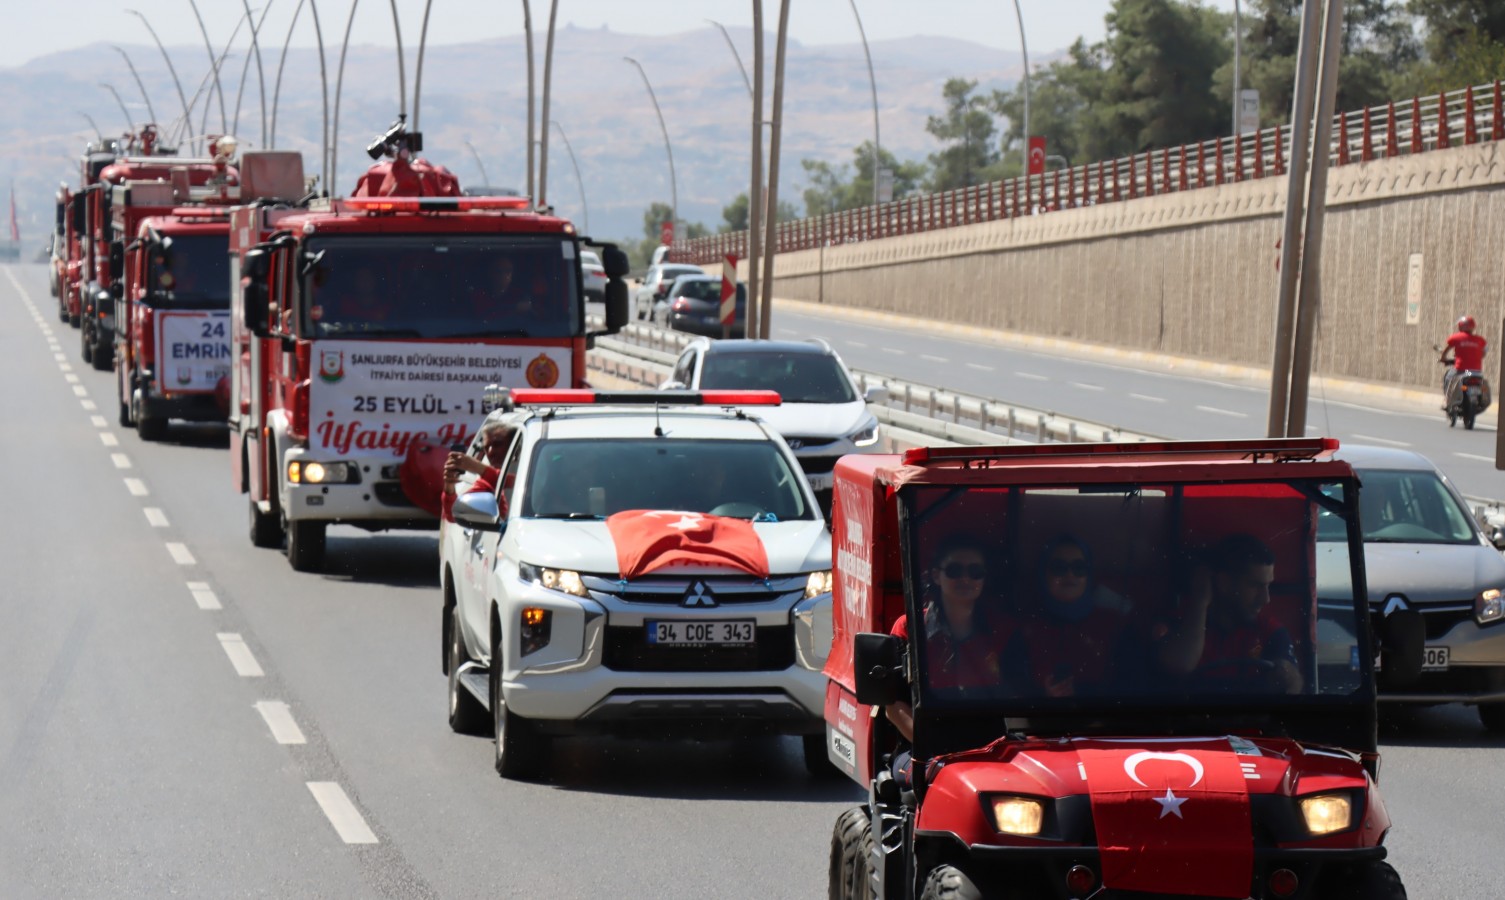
186, 581, 222, 610
1130, 393, 1167, 403
1350, 434, 1413, 448
165, 542, 196, 565
1015, 372, 1047, 381
1069, 382, 1105, 391
100, 432, 119, 447
72, 385, 88, 397
217, 633, 264, 677
255, 701, 308, 745
111, 453, 132, 469
966, 362, 994, 372
1456, 452, 1495, 463
920, 354, 949, 363
143, 508, 169, 528
90, 415, 107, 428
124, 478, 148, 496
306, 783, 379, 844
1196, 405, 1249, 418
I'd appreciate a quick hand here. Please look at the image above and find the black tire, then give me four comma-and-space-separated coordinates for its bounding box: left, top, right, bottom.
1464, 399, 1476, 430
829, 807, 873, 900
1479, 702, 1505, 734
80, 321, 93, 365
90, 335, 112, 371
447, 604, 489, 735
286, 519, 326, 572
1321, 861, 1407, 900
69, 311, 80, 329
58, 300, 69, 323
919, 865, 986, 900
136, 409, 166, 442
492, 654, 547, 780
248, 495, 282, 549
117, 387, 132, 428
804, 732, 842, 779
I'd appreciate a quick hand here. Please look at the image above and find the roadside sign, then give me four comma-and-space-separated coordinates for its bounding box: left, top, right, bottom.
1239, 89, 1261, 135
875, 167, 895, 204
1028, 137, 1047, 176
1405, 253, 1423, 325
721, 254, 738, 329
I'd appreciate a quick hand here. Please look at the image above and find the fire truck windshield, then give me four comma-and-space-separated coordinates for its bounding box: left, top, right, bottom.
149, 234, 229, 305
301, 235, 582, 340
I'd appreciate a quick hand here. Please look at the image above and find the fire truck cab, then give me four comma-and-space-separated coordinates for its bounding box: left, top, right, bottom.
230, 124, 630, 571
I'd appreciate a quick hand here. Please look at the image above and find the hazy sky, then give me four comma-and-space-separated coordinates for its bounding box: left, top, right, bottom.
4, 0, 1241, 69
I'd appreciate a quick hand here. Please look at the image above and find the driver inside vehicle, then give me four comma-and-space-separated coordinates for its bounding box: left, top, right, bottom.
1152, 533, 1304, 694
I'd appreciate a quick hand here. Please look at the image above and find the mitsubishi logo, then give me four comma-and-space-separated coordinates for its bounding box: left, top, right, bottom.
682, 581, 717, 607
1382, 594, 1410, 617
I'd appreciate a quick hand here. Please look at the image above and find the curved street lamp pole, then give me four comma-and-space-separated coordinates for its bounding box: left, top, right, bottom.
758, 0, 791, 340
126, 9, 194, 148
624, 56, 677, 245
551, 120, 589, 234
847, 0, 881, 204
522, 0, 535, 200
111, 45, 160, 128
79, 112, 105, 146
463, 139, 492, 186
387, 0, 407, 119
269, 0, 307, 148
331, 0, 361, 195
537, 0, 560, 207
1010, 0, 1030, 147
747, 0, 764, 337
707, 18, 752, 97
188, 0, 229, 134
412, 0, 435, 132
100, 83, 135, 135
236, 0, 271, 148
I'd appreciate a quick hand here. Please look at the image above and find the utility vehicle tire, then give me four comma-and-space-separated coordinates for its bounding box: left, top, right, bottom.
286, 519, 326, 572
491, 661, 548, 780
1322, 861, 1407, 900
829, 807, 872, 900
804, 733, 842, 779
1478, 702, 1505, 734
447, 605, 488, 735
136, 410, 166, 442
249, 495, 282, 549
919, 865, 986, 900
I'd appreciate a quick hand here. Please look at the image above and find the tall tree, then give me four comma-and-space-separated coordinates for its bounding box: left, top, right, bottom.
720, 193, 797, 232
925, 78, 1003, 191
1402, 0, 1505, 92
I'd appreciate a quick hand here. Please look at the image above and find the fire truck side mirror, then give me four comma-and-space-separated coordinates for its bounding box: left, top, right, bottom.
853, 632, 904, 707
603, 280, 629, 334
108, 241, 124, 276
242, 248, 271, 337
71, 199, 87, 234
600, 245, 630, 279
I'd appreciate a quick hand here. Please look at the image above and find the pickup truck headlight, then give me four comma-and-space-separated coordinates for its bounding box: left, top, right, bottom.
520, 563, 589, 598
1299, 793, 1352, 835
1477, 588, 1504, 625
848, 418, 881, 448
989, 796, 1045, 836
805, 570, 833, 599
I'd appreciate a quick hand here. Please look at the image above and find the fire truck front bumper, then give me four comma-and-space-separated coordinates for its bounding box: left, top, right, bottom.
280, 447, 434, 527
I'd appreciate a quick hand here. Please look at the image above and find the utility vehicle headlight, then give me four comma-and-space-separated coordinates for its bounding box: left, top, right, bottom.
1299, 793, 1352, 835
989, 797, 1044, 836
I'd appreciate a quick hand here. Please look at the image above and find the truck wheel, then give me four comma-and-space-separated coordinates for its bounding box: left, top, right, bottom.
1479, 703, 1505, 734
447, 605, 489, 735
804, 733, 841, 779
69, 311, 81, 329
919, 865, 985, 900
80, 322, 94, 365
1321, 861, 1407, 900
248, 496, 282, 549
829, 807, 873, 900
90, 336, 112, 372
286, 519, 326, 571
117, 389, 132, 427
491, 661, 548, 780
136, 410, 166, 442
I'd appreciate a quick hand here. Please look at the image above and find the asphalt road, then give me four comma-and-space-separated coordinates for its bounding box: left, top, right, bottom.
5, 262, 1503, 898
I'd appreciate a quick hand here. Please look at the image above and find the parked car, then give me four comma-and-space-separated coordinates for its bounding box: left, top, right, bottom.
633, 263, 705, 320
580, 249, 607, 303
1326, 445, 1505, 731
663, 338, 886, 502
652, 274, 746, 337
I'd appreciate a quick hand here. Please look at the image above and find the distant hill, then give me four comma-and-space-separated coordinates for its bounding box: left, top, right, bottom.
2, 24, 1032, 244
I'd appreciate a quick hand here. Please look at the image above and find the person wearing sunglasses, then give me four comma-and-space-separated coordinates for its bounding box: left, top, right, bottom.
886, 533, 1013, 743
441, 422, 514, 522
1007, 534, 1130, 698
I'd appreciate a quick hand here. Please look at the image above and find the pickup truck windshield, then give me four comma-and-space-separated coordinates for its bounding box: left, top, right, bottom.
523, 437, 812, 521
148, 234, 229, 305
302, 235, 581, 340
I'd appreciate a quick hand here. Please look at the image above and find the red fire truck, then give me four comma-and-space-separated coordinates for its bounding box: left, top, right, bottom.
230, 121, 630, 571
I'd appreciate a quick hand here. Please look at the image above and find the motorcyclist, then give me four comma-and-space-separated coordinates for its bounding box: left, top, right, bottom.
1440, 315, 1487, 401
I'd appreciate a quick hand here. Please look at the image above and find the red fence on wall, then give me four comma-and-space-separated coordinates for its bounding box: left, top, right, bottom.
677, 80, 1505, 266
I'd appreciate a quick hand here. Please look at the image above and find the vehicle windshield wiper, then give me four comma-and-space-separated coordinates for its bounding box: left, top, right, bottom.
529, 512, 603, 520
435, 329, 530, 339
331, 327, 424, 338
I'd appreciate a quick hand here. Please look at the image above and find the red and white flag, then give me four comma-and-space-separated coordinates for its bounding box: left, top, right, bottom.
8, 185, 18, 243
606, 510, 769, 580
1077, 739, 1254, 898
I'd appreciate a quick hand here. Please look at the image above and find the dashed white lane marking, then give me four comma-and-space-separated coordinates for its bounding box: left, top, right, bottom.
52, 353, 65, 362
881, 347, 904, 355
186, 581, 222, 610
165, 542, 196, 565
1196, 405, 1249, 418
111, 453, 132, 469
966, 362, 994, 371
1130, 393, 1167, 403
90, 415, 107, 428
1456, 452, 1494, 463
81, 400, 97, 411
100, 432, 119, 447
255, 702, 308, 745
1015, 371, 1047, 381
307, 783, 378, 844
920, 354, 949, 363
72, 385, 88, 397
124, 478, 148, 496
217, 633, 264, 677
1070, 382, 1105, 391
846, 340, 868, 348
144, 508, 169, 528
1350, 434, 1412, 448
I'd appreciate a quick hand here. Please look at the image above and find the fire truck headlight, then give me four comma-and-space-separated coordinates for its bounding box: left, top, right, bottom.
289, 461, 357, 485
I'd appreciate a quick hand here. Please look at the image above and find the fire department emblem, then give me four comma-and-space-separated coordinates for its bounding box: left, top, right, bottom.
526, 353, 560, 388
319, 349, 345, 384
176, 366, 192, 386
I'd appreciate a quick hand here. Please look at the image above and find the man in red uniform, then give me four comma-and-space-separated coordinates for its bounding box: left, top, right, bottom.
1440, 314, 1488, 400
441, 421, 513, 522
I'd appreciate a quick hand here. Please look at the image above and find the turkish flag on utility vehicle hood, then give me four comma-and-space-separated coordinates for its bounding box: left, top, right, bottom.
606, 510, 770, 580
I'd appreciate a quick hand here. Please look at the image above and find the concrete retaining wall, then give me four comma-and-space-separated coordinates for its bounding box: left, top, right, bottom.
733, 142, 1505, 391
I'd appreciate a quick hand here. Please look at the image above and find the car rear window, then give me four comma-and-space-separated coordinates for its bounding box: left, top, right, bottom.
699, 351, 857, 403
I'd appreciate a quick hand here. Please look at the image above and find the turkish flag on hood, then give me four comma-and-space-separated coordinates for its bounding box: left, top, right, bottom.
399, 438, 454, 518
1077, 738, 1254, 898
606, 510, 770, 580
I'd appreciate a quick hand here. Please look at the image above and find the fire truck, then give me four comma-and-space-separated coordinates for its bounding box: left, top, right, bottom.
111, 141, 242, 439
230, 120, 630, 571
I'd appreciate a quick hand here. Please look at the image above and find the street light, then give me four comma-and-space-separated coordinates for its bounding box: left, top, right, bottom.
331, 0, 360, 194
126, 9, 194, 148
706, 19, 752, 97
1233, 0, 1243, 137
1009, 0, 1031, 148
78, 112, 104, 146
111, 45, 159, 129
847, 0, 882, 204
551, 120, 589, 234
623, 56, 677, 245
188, 0, 229, 134
100, 83, 134, 135
538, 0, 560, 206
235, 0, 270, 149
463, 139, 492, 186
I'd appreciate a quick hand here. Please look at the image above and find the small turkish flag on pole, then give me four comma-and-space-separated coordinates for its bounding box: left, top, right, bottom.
606, 509, 770, 580
721, 253, 739, 337
1027, 136, 1047, 176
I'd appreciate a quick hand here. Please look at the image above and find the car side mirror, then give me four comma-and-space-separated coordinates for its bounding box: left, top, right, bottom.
864, 385, 888, 405
853, 632, 904, 707
453, 492, 504, 532
603, 280, 629, 334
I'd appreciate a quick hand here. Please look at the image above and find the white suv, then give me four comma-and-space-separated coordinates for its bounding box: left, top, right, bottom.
440, 388, 835, 780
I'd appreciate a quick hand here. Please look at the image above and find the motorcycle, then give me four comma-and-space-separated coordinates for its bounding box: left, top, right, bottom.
1436, 345, 1493, 429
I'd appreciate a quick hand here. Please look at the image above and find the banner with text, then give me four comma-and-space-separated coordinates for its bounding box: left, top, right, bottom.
156, 311, 232, 394
309, 341, 571, 460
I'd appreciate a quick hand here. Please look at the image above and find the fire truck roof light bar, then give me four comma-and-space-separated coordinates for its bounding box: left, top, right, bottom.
510, 389, 782, 407
344, 196, 532, 213
901, 437, 1340, 467
169, 207, 231, 219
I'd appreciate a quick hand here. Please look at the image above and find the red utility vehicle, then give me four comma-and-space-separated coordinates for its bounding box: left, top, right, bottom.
824, 439, 1411, 900
229, 120, 630, 571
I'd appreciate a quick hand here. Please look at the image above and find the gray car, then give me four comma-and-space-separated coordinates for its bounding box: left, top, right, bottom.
1324, 445, 1505, 731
